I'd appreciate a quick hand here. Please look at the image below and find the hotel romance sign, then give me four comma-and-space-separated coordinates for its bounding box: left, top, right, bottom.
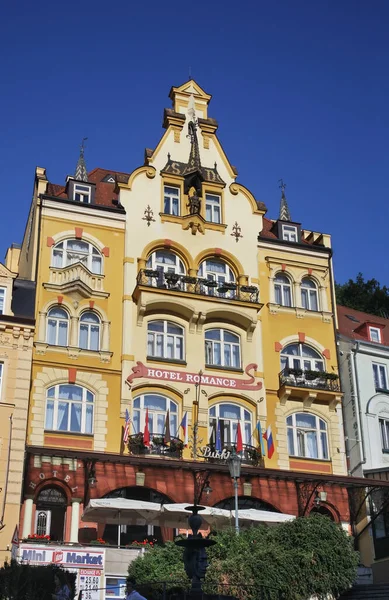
127, 361, 262, 391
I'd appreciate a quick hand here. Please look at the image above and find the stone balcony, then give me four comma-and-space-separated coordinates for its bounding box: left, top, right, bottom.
43, 263, 109, 298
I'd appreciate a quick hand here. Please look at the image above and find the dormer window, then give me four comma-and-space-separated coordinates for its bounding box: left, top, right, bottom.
369, 326, 382, 343
74, 184, 91, 204
282, 224, 298, 242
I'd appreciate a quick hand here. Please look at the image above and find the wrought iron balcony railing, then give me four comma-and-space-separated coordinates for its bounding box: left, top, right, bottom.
204, 443, 264, 467
279, 368, 341, 392
128, 433, 184, 459
137, 269, 259, 304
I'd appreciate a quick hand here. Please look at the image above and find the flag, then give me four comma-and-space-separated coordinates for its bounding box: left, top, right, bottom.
144, 408, 150, 446
164, 409, 171, 444
236, 421, 243, 453
253, 420, 266, 456
180, 412, 188, 447
123, 409, 131, 443
215, 419, 222, 452
263, 425, 275, 459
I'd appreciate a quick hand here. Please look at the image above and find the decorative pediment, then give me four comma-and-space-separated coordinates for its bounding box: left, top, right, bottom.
0, 262, 16, 279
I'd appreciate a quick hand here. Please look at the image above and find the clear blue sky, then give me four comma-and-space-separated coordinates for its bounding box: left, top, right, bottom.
1, 0, 388, 285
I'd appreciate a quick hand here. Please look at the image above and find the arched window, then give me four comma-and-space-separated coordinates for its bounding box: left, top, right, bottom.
147, 321, 184, 361
45, 384, 94, 434
301, 278, 319, 311
287, 413, 328, 460
52, 239, 102, 274
79, 312, 100, 351
133, 394, 178, 436
146, 250, 185, 288
274, 274, 292, 307
205, 329, 241, 368
47, 307, 69, 346
198, 259, 235, 298
280, 343, 324, 373
209, 403, 252, 446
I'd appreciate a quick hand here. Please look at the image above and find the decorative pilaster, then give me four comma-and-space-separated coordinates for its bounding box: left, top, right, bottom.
70, 499, 82, 543
37, 311, 46, 342
22, 497, 34, 538
70, 316, 79, 347
101, 321, 110, 352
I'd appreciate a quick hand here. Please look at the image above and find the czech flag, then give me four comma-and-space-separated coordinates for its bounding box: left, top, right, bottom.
180, 412, 188, 447
144, 408, 150, 446
215, 419, 222, 452
263, 425, 274, 459
236, 421, 243, 453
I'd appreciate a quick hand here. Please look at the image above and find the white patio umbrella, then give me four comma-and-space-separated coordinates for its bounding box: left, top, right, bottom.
159, 503, 233, 529
82, 498, 163, 546
237, 508, 295, 527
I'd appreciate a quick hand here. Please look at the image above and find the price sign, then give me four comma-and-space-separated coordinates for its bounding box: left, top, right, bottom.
79, 569, 102, 600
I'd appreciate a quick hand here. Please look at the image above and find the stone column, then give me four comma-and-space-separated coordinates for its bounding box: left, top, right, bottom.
70, 498, 82, 543
37, 311, 47, 342
101, 321, 110, 352
70, 316, 79, 347
22, 497, 34, 538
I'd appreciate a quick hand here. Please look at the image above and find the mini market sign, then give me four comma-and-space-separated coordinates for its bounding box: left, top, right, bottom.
127, 361, 262, 391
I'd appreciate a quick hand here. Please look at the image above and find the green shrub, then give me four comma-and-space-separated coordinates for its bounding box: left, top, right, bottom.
0, 561, 76, 600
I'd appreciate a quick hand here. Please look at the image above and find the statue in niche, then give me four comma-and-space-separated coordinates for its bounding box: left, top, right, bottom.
187, 186, 201, 215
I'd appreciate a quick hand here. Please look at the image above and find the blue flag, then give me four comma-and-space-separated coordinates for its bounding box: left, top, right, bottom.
215, 419, 222, 452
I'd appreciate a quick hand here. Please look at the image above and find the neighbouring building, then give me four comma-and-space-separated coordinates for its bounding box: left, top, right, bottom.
338, 305, 389, 580
8, 79, 389, 593
0, 244, 35, 564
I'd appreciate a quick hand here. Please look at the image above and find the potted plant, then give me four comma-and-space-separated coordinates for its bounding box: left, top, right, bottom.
181, 275, 197, 284
204, 280, 218, 288
240, 285, 257, 294
222, 282, 237, 290
169, 438, 184, 452
90, 538, 106, 545
128, 432, 146, 454
143, 269, 159, 278
165, 272, 180, 283
325, 372, 339, 381
304, 370, 320, 381
152, 435, 164, 446
288, 368, 303, 377
24, 534, 51, 543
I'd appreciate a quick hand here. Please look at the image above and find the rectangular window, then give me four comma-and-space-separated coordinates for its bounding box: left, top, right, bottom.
0, 288, 6, 315
163, 186, 180, 215
373, 363, 388, 390
380, 418, 389, 451
369, 327, 381, 343
105, 577, 127, 600
74, 184, 91, 204
205, 194, 221, 223
282, 225, 298, 242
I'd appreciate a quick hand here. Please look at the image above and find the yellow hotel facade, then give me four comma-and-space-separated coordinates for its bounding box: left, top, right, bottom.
5, 80, 388, 577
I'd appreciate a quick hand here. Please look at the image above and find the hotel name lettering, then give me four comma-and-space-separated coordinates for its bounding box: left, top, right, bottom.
29, 471, 78, 493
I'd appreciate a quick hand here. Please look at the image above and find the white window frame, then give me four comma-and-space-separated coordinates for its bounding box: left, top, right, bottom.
274, 274, 293, 307
0, 287, 6, 315
132, 393, 178, 436
79, 311, 101, 351
379, 418, 389, 451
47, 307, 69, 346
35, 510, 51, 536
205, 193, 221, 224
208, 403, 252, 446
301, 278, 319, 311
287, 413, 329, 460
280, 343, 325, 372
163, 186, 180, 216
147, 320, 184, 361
74, 184, 91, 204
373, 363, 388, 390
205, 329, 241, 369
52, 239, 103, 274
198, 259, 235, 298
45, 384, 94, 434
369, 327, 381, 343
282, 224, 298, 242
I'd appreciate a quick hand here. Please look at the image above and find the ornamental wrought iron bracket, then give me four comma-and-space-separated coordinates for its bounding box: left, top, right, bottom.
142, 205, 155, 226
295, 479, 326, 516
192, 469, 212, 506
348, 484, 389, 542
230, 221, 243, 243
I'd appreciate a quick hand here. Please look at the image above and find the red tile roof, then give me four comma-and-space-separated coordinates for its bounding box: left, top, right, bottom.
337, 305, 389, 345
259, 217, 278, 239
45, 168, 130, 208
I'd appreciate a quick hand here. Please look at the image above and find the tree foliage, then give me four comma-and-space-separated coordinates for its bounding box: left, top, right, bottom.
336, 272, 389, 317
128, 515, 359, 600
0, 561, 76, 600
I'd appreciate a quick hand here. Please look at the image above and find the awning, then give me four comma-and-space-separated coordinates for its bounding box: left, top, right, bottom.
82, 498, 295, 529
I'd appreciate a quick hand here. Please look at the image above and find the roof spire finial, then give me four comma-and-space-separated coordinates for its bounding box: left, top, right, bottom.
278, 178, 291, 221
75, 137, 88, 182
184, 95, 201, 174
